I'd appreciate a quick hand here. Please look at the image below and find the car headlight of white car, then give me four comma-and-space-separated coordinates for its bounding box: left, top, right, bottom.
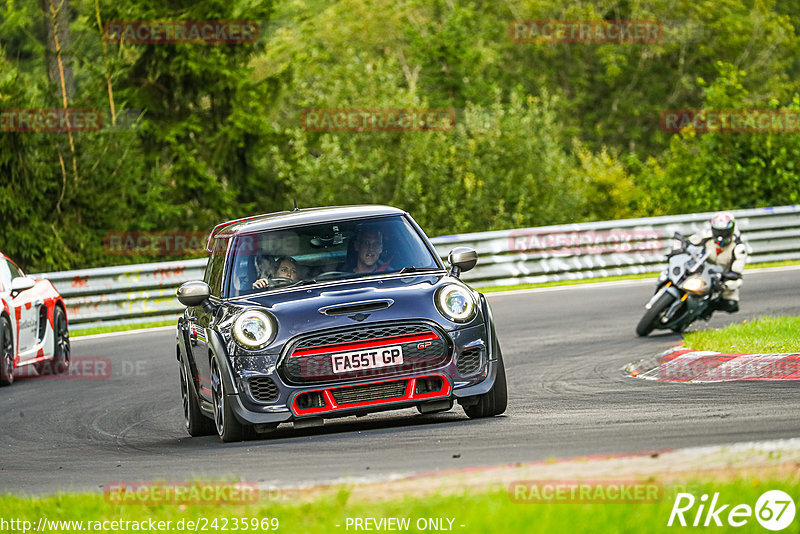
232, 309, 276, 349
435, 284, 477, 323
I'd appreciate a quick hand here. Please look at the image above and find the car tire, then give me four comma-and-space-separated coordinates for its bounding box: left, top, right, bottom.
180, 356, 216, 437
0, 316, 14, 386
463, 352, 507, 419
51, 307, 70, 375
211, 356, 247, 442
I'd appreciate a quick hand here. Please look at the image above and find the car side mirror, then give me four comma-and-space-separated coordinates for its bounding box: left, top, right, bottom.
10, 277, 36, 297
177, 281, 211, 307
448, 247, 478, 278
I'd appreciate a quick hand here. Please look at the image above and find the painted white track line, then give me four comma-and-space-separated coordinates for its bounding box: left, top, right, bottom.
72, 325, 174, 342
485, 263, 800, 299
251, 436, 800, 492
485, 278, 655, 299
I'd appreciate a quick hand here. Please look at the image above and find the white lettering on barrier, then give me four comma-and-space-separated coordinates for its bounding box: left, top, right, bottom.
507, 228, 666, 255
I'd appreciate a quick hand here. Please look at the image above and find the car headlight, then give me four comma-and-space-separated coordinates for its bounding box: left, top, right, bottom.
682, 276, 707, 294
232, 310, 276, 350
435, 284, 476, 323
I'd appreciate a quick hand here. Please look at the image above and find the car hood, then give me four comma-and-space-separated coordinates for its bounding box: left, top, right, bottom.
226, 273, 479, 347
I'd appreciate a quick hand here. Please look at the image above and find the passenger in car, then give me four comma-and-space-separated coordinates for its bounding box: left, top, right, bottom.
255, 254, 274, 281
275, 256, 300, 280
253, 255, 300, 289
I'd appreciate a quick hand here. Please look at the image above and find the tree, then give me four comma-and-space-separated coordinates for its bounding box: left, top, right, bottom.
645, 62, 800, 214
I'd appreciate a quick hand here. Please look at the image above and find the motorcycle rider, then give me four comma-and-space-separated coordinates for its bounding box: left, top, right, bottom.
675, 212, 747, 313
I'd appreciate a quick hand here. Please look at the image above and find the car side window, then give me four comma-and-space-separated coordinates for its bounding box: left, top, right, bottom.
6, 260, 23, 280
204, 238, 229, 297
0, 261, 11, 292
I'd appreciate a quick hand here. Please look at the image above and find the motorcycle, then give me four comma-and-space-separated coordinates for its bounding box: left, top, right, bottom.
635, 232, 741, 337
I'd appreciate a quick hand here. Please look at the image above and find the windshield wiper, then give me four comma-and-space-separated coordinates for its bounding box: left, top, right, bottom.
399, 266, 441, 274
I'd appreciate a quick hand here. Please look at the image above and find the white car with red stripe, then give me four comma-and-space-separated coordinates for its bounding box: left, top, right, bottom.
0, 253, 70, 386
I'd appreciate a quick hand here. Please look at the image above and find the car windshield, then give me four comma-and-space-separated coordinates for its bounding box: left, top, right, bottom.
226, 215, 442, 297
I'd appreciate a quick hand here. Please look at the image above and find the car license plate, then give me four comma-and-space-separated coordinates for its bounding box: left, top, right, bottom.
331, 345, 404, 374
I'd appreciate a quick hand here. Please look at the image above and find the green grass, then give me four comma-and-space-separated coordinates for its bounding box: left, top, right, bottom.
684, 315, 800, 354
1, 477, 797, 533
746, 259, 800, 269
69, 320, 174, 338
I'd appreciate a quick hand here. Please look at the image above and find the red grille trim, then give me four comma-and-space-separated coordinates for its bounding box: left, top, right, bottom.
290, 332, 438, 358
291, 374, 451, 416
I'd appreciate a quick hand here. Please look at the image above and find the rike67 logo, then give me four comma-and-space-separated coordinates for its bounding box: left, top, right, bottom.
668, 490, 796, 531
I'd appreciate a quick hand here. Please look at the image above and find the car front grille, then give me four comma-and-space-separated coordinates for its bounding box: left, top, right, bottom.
330, 380, 408, 405
248, 377, 279, 402
293, 324, 433, 349
281, 322, 451, 385
456, 347, 483, 375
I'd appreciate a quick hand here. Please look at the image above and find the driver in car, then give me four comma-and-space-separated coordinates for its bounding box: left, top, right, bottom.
253, 255, 300, 289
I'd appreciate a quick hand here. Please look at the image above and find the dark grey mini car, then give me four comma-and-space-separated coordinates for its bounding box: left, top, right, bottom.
176, 205, 507, 441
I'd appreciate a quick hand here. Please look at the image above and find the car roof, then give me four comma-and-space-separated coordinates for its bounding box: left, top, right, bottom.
211, 205, 407, 241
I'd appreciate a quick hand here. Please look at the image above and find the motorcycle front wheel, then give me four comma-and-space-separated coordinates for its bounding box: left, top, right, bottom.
636, 292, 676, 337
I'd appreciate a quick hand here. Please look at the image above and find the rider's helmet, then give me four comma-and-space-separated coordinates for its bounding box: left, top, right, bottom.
710, 212, 736, 247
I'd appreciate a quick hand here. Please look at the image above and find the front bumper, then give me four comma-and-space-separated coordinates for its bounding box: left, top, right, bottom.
226, 322, 498, 425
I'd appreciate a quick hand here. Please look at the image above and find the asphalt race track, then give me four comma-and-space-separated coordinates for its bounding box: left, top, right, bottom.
2, 268, 799, 494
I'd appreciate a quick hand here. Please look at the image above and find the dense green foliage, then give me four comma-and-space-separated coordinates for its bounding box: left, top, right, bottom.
1, 0, 799, 271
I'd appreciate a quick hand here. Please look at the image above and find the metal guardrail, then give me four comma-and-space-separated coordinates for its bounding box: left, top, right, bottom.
431, 204, 800, 287
33, 259, 207, 330
32, 205, 800, 331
